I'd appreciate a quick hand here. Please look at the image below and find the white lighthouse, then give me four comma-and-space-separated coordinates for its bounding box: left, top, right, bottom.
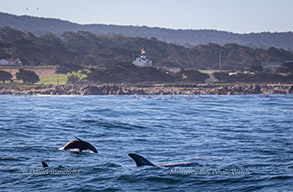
132, 48, 152, 67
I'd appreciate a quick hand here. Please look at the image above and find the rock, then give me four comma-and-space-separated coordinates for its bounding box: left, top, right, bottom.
116, 88, 129, 95
251, 84, 261, 94
287, 85, 293, 94
100, 84, 112, 94
0, 83, 292, 95
272, 87, 286, 94
83, 86, 103, 95
109, 85, 120, 95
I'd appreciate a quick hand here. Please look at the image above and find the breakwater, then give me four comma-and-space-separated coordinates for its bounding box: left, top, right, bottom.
0, 84, 292, 95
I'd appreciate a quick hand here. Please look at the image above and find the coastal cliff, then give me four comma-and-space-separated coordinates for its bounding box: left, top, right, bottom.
0, 84, 292, 95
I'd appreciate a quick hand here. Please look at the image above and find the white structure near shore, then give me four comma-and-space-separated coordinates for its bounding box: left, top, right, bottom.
0, 58, 22, 66
133, 48, 152, 67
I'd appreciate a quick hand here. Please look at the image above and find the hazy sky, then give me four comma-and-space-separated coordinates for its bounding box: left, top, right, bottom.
0, 0, 292, 34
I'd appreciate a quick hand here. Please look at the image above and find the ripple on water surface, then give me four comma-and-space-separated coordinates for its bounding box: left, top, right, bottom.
0, 94, 292, 191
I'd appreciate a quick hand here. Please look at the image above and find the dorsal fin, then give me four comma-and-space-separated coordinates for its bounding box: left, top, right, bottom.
42, 161, 48, 167
74, 136, 83, 142
128, 153, 156, 167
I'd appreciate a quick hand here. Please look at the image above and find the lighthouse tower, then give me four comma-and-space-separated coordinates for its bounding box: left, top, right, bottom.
132, 48, 152, 67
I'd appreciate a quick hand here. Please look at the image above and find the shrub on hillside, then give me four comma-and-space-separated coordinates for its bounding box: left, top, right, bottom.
213, 71, 288, 83
16, 69, 39, 84
56, 62, 83, 74
175, 69, 209, 83
86, 62, 175, 83
0, 70, 13, 83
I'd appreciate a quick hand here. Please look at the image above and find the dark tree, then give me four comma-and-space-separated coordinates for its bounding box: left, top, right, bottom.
247, 65, 263, 72
0, 70, 13, 83
276, 62, 293, 73
213, 72, 230, 83
175, 69, 209, 83
16, 69, 40, 84
86, 62, 174, 83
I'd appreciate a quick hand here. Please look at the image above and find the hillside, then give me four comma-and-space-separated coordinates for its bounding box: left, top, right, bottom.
1, 12, 293, 50
1, 27, 293, 71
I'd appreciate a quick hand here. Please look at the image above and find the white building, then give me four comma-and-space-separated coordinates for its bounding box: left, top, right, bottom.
0, 58, 22, 66
133, 48, 152, 67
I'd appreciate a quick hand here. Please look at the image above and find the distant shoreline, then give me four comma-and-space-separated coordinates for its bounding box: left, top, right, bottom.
0, 84, 292, 95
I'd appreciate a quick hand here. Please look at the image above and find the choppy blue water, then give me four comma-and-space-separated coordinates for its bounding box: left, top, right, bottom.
0, 94, 292, 192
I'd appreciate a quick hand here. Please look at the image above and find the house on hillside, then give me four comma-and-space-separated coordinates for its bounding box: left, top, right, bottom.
133, 48, 152, 67
0, 58, 22, 66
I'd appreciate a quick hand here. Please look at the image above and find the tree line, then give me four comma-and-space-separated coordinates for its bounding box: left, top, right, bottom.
1, 27, 293, 84
1, 61, 292, 84
0, 69, 39, 84
1, 26, 293, 73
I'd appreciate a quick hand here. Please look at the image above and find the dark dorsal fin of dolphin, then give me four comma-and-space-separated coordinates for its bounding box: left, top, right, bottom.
42, 161, 48, 167
128, 153, 156, 167
74, 136, 83, 142
128, 153, 199, 167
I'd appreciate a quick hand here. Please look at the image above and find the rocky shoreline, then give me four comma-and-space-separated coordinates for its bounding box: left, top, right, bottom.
0, 84, 292, 95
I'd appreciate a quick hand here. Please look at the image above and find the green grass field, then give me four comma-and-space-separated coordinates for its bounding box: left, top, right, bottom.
37, 75, 68, 85
0, 70, 88, 86
37, 71, 87, 85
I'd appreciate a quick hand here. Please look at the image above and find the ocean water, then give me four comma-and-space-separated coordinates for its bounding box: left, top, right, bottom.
0, 94, 292, 192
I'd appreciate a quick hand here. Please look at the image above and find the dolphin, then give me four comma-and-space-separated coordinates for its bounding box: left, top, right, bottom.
41, 161, 64, 168
128, 153, 199, 167
60, 136, 98, 153
42, 161, 48, 167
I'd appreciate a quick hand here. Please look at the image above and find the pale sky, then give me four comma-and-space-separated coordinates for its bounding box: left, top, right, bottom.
0, 0, 292, 34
